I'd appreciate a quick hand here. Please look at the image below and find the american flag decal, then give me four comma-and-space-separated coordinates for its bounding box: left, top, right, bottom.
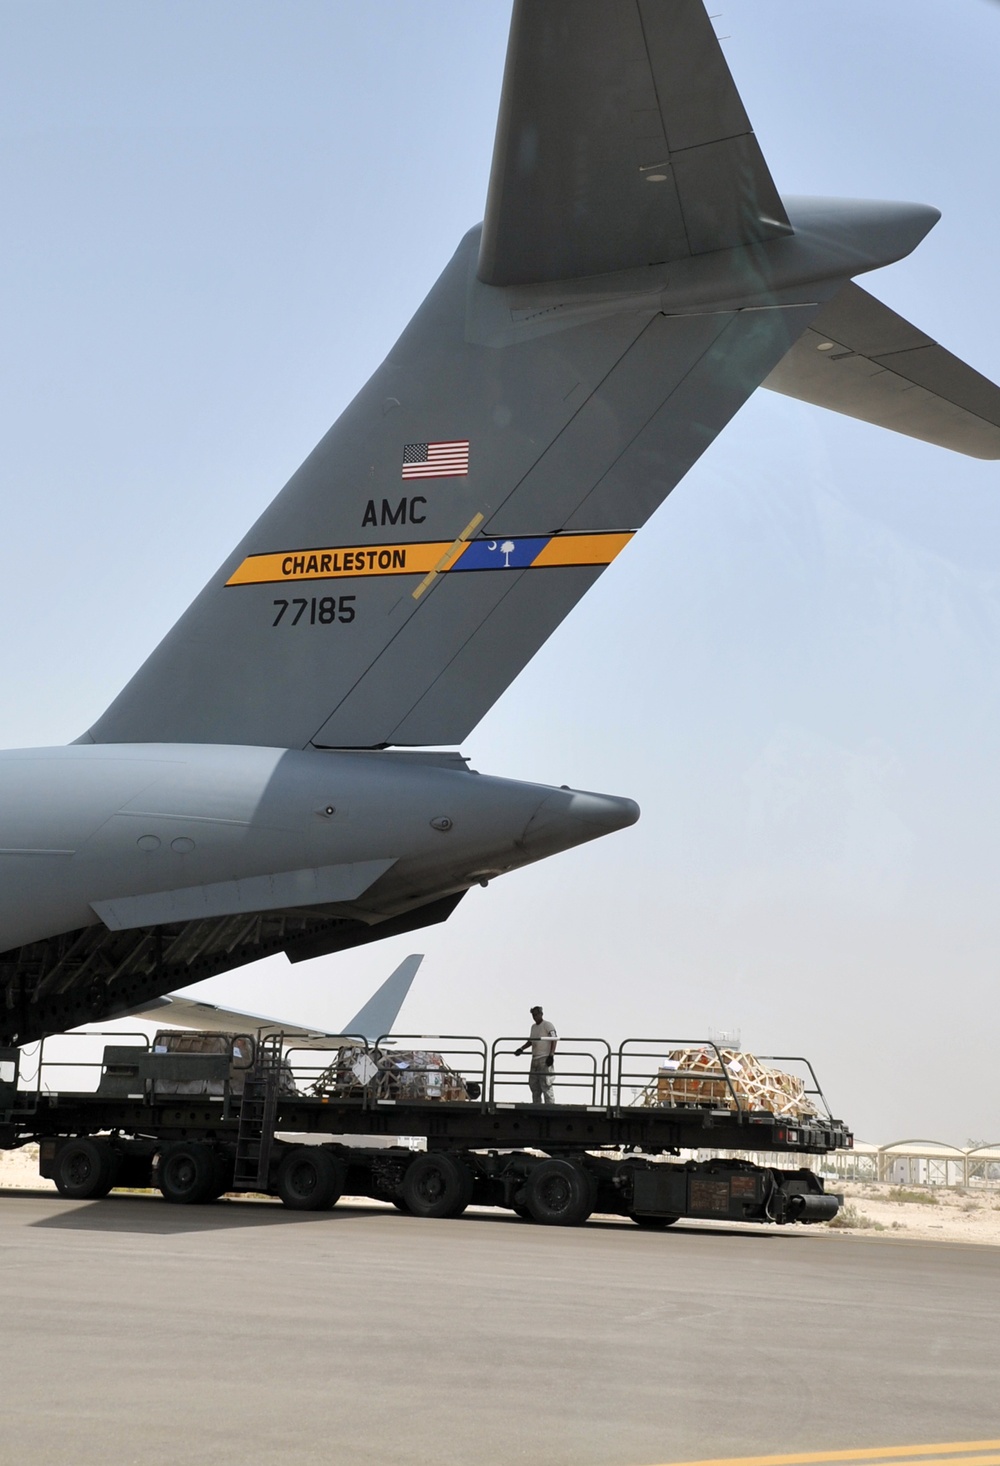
402, 440, 470, 480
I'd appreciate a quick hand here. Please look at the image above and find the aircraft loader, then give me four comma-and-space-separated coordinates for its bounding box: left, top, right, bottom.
0, 1029, 847, 1229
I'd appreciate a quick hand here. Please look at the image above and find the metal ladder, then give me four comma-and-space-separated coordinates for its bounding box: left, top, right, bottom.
233, 1034, 283, 1192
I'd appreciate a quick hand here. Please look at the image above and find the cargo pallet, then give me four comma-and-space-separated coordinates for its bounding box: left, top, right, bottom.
0, 1032, 850, 1229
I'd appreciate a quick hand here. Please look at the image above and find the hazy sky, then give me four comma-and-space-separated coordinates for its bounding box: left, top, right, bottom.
2, 2, 999, 1143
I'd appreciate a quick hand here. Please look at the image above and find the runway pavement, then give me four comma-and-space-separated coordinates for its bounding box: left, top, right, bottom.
1, 1191, 999, 1466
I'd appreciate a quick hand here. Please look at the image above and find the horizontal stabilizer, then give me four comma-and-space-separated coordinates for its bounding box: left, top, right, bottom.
478, 0, 790, 285
762, 282, 1000, 459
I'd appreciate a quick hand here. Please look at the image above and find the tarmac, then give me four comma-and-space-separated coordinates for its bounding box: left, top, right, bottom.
2, 1191, 999, 1466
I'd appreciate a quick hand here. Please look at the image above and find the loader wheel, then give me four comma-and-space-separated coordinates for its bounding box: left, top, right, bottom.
54, 1138, 119, 1200
511, 1202, 534, 1221
629, 1213, 679, 1229
521, 1155, 592, 1225
157, 1141, 219, 1204
402, 1152, 474, 1219
525, 1159, 596, 1226
276, 1148, 345, 1211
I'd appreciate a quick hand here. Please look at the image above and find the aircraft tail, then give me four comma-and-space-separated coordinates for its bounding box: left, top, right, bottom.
342, 954, 422, 1041
80, 2, 995, 754
119, 953, 422, 1044
78, 0, 808, 754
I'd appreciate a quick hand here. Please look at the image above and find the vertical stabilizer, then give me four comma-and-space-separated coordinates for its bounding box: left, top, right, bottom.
344, 954, 422, 1042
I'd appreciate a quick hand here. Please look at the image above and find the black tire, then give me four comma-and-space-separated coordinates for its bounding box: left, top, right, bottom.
629, 1213, 680, 1229
525, 1159, 596, 1227
157, 1141, 219, 1204
391, 1198, 411, 1213
53, 1138, 119, 1200
511, 1202, 534, 1222
276, 1147, 345, 1211
401, 1152, 474, 1219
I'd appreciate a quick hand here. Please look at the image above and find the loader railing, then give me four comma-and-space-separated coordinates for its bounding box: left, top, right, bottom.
17, 1031, 151, 1101
8, 1029, 840, 1133
755, 1055, 833, 1120
489, 1036, 612, 1108
370, 1035, 488, 1108
288, 1034, 489, 1109
615, 1039, 746, 1113
282, 1034, 375, 1099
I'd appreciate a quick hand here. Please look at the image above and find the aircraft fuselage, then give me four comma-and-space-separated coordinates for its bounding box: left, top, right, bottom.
0, 743, 637, 956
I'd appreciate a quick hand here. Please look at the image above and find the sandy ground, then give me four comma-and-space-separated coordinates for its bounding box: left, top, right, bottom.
4, 1145, 1000, 1243
826, 1180, 1000, 1244
1, 1145, 54, 1191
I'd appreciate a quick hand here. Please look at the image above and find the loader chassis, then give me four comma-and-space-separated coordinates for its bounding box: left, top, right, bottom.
1, 1037, 847, 1228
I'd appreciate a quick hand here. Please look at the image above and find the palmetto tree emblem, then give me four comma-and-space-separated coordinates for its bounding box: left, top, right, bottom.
487, 539, 517, 567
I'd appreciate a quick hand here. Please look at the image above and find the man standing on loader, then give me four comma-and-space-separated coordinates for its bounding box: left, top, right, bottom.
516, 1006, 558, 1104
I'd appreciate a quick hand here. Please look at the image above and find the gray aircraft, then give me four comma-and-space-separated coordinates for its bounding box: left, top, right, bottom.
2, 1, 999, 1047
127, 954, 424, 1046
